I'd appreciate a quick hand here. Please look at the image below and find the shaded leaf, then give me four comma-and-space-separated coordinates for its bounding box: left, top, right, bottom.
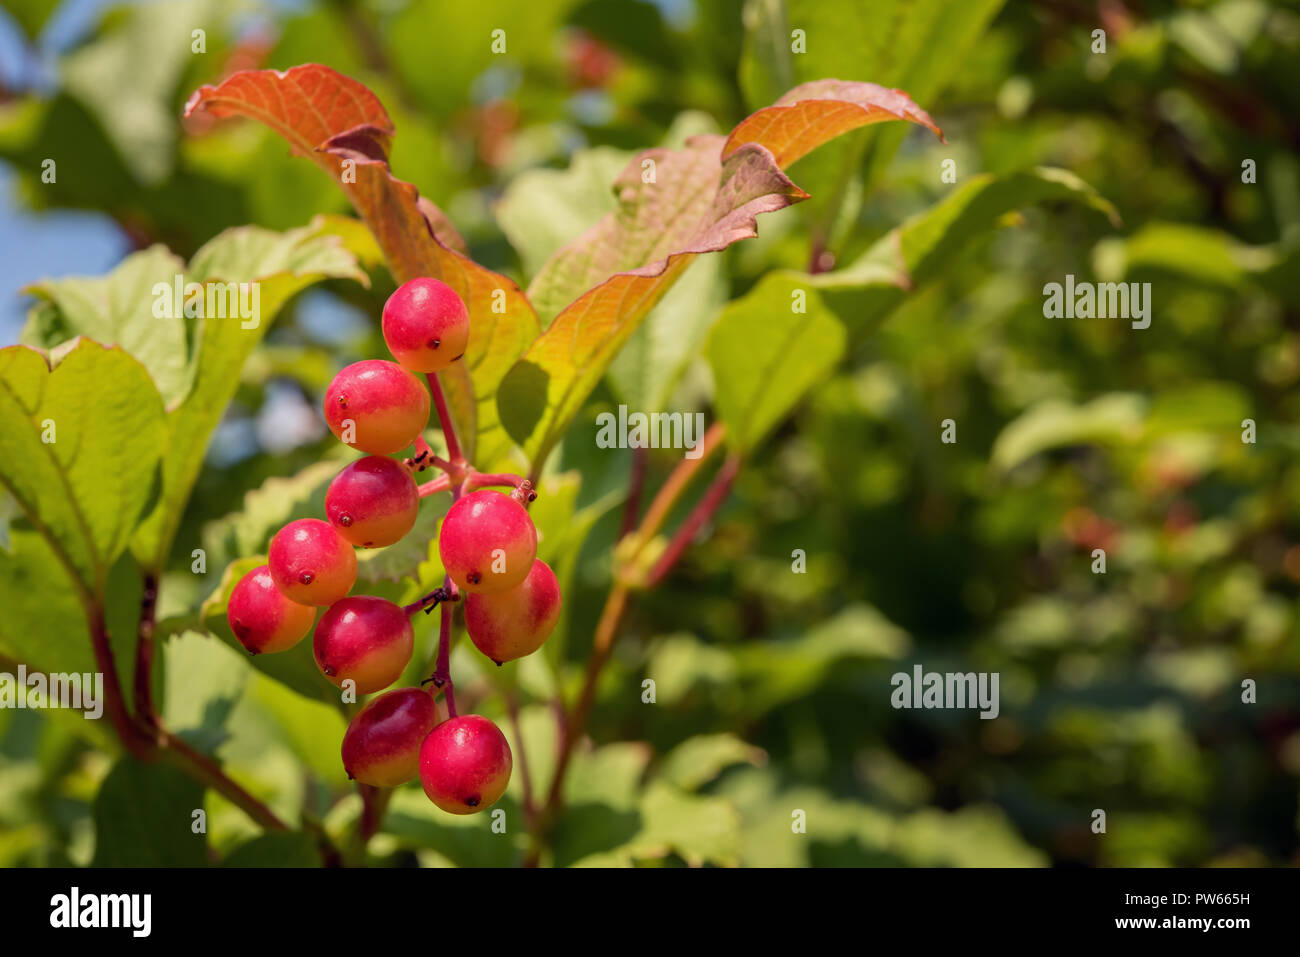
91, 759, 207, 867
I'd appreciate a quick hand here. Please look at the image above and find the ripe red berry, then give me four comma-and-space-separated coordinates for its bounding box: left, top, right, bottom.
268, 518, 357, 606
465, 559, 561, 665
382, 277, 471, 373
326, 455, 419, 548
438, 490, 537, 594
324, 359, 430, 454
313, 596, 414, 694
226, 564, 316, 654
418, 715, 513, 814
341, 687, 438, 787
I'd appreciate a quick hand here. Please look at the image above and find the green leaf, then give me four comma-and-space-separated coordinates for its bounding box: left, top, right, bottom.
990, 394, 1147, 474
706, 277, 846, 451
133, 223, 368, 569
0, 340, 164, 596
221, 831, 322, 867
496, 146, 633, 281
91, 758, 207, 867
1094, 221, 1286, 290
658, 733, 767, 791
62, 0, 226, 185
23, 245, 191, 405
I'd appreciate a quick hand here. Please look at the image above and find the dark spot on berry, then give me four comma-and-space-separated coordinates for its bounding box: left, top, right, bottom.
493, 659, 503, 667
323, 666, 336, 677
452, 352, 465, 361
346, 771, 354, 780
362, 541, 374, 547
248, 648, 260, 656
467, 571, 481, 584
428, 337, 441, 349
299, 571, 314, 585
465, 796, 480, 808
338, 393, 348, 408
339, 515, 353, 527
232, 620, 249, 639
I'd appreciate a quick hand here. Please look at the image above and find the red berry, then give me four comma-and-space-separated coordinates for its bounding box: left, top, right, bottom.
341, 687, 438, 787
313, 596, 413, 694
465, 559, 561, 664
382, 277, 471, 373
324, 359, 430, 454
438, 490, 537, 594
418, 715, 512, 814
326, 455, 419, 548
226, 564, 316, 654
268, 518, 357, 606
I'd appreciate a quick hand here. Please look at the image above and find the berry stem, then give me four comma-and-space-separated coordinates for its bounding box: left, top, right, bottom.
402, 585, 456, 617
408, 437, 453, 474
426, 372, 463, 465
133, 571, 160, 728
417, 474, 452, 498
424, 574, 458, 718
465, 471, 531, 492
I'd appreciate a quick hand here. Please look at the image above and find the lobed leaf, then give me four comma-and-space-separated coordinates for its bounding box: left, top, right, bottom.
0, 340, 164, 596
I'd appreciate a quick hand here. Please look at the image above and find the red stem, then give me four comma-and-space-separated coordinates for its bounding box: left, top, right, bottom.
619, 445, 649, 539
417, 475, 452, 498
426, 372, 463, 464
644, 455, 741, 587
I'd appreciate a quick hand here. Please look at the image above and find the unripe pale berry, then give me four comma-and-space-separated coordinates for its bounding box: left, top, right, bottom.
341, 687, 438, 787
227, 564, 316, 654
326, 455, 419, 548
419, 715, 513, 814
465, 559, 561, 665
268, 518, 357, 606
382, 277, 471, 373
438, 489, 537, 594
324, 359, 430, 454
313, 596, 414, 694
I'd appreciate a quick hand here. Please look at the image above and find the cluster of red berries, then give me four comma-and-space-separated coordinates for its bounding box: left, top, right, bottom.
225, 277, 561, 815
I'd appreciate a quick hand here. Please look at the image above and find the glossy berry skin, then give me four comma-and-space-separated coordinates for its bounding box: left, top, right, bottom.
313, 596, 413, 694
324, 360, 430, 454
341, 687, 438, 787
419, 715, 513, 814
227, 565, 316, 654
268, 518, 357, 607
465, 559, 561, 665
382, 278, 471, 373
326, 455, 419, 548
438, 490, 537, 594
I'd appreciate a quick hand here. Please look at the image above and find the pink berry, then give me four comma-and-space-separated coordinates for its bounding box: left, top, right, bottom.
465, 559, 561, 665
326, 455, 419, 548
324, 359, 430, 454
341, 687, 438, 787
382, 277, 471, 373
268, 518, 357, 606
418, 715, 512, 814
226, 565, 316, 654
438, 490, 537, 594
313, 596, 413, 694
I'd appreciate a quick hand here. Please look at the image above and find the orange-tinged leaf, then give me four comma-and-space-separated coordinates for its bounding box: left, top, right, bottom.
723, 78, 945, 168
184, 65, 540, 460
501, 79, 942, 471
500, 136, 807, 468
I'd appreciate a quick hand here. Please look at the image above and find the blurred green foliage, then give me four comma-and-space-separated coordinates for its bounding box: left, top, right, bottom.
0, 0, 1297, 867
